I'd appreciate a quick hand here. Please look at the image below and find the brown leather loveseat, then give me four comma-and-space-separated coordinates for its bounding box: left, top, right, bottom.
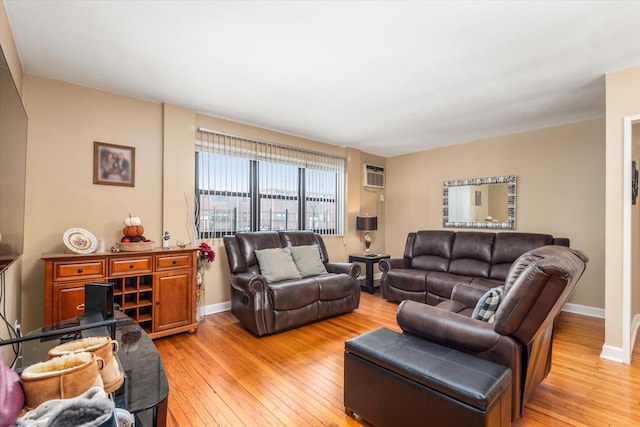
223, 231, 360, 336
380, 230, 569, 305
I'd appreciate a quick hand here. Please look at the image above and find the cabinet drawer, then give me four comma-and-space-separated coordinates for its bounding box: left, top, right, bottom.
156, 253, 193, 271
53, 260, 106, 282
110, 256, 153, 276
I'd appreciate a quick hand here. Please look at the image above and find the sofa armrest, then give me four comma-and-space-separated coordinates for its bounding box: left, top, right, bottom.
379, 258, 410, 272
396, 300, 504, 353
230, 272, 268, 295
325, 262, 360, 279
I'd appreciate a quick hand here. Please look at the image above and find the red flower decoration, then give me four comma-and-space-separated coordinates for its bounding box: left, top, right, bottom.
198, 242, 216, 263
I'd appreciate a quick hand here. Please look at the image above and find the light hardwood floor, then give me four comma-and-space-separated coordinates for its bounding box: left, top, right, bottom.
153, 292, 640, 426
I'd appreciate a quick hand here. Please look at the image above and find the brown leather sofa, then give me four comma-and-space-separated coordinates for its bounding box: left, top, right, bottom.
394, 245, 588, 420
223, 231, 360, 336
380, 230, 569, 305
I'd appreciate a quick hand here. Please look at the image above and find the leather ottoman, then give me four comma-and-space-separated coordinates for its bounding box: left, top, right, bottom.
344, 327, 512, 427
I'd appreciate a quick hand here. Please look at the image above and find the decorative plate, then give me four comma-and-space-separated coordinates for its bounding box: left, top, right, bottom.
63, 228, 98, 254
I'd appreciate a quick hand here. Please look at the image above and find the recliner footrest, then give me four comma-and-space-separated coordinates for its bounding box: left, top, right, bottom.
344, 327, 511, 426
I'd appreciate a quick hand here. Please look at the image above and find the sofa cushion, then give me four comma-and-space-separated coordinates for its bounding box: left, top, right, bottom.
254, 247, 302, 282
472, 286, 505, 321
448, 232, 495, 277
489, 233, 554, 280
290, 245, 328, 277
269, 278, 319, 310
315, 274, 358, 300
409, 231, 454, 271
469, 277, 504, 291
426, 272, 472, 299
385, 269, 429, 292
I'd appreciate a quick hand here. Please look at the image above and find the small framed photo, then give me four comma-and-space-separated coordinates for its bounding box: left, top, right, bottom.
93, 141, 135, 187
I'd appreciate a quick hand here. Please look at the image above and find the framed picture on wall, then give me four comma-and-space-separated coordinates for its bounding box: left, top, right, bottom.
93, 141, 135, 187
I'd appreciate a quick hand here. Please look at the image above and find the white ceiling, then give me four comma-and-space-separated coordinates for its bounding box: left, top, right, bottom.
4, 1, 640, 157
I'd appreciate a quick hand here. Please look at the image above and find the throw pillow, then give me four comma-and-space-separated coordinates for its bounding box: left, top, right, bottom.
254, 247, 302, 282
290, 245, 328, 277
471, 286, 505, 321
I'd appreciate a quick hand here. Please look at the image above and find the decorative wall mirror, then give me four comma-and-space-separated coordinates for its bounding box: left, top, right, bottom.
443, 175, 517, 229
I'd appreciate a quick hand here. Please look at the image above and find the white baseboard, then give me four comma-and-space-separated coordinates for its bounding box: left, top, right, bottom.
598, 316, 640, 365
204, 301, 230, 316
561, 302, 605, 318
600, 344, 625, 363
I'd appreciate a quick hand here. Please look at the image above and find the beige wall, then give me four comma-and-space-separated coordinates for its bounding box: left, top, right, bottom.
386, 118, 605, 308
22, 75, 164, 331
605, 66, 640, 351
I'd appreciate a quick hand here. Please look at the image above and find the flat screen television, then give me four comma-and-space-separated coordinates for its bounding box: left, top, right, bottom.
0, 45, 28, 272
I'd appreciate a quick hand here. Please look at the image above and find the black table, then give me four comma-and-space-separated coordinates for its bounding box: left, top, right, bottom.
348, 253, 390, 293
17, 312, 168, 427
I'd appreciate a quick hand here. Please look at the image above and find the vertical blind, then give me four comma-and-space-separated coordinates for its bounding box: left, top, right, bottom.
195, 128, 346, 237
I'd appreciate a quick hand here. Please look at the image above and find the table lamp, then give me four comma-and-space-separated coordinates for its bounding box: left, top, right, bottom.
356, 216, 378, 254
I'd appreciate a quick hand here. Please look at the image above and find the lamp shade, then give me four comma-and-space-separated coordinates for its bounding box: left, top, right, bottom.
356, 216, 378, 231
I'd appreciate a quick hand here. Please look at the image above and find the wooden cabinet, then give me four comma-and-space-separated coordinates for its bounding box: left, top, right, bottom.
43, 248, 198, 339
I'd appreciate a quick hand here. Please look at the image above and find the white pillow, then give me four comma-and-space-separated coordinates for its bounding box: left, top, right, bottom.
254, 247, 302, 282
290, 245, 328, 277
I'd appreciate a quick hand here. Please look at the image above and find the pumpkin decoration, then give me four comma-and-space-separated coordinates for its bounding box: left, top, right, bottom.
118, 214, 153, 250
123, 214, 141, 227
122, 225, 144, 237
121, 214, 147, 242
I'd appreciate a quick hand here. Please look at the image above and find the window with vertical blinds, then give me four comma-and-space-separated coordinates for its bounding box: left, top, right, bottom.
195, 128, 345, 238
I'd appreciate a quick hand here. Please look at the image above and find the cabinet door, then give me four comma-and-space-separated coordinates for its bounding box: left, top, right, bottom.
154, 270, 193, 332
52, 282, 86, 322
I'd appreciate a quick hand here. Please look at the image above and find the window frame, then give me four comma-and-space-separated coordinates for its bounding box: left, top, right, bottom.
195, 151, 341, 239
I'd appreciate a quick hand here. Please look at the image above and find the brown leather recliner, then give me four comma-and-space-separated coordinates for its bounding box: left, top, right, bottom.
395, 245, 588, 420
223, 231, 360, 336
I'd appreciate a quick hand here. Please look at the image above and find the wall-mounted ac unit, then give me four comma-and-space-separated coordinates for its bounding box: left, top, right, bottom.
363, 164, 385, 188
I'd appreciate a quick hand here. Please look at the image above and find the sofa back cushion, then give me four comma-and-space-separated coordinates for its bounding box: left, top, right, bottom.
234, 231, 283, 274
279, 231, 330, 263
409, 230, 455, 272
489, 233, 555, 280
448, 232, 495, 278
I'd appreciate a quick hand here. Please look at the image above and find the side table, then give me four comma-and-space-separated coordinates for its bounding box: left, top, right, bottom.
348, 253, 390, 294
